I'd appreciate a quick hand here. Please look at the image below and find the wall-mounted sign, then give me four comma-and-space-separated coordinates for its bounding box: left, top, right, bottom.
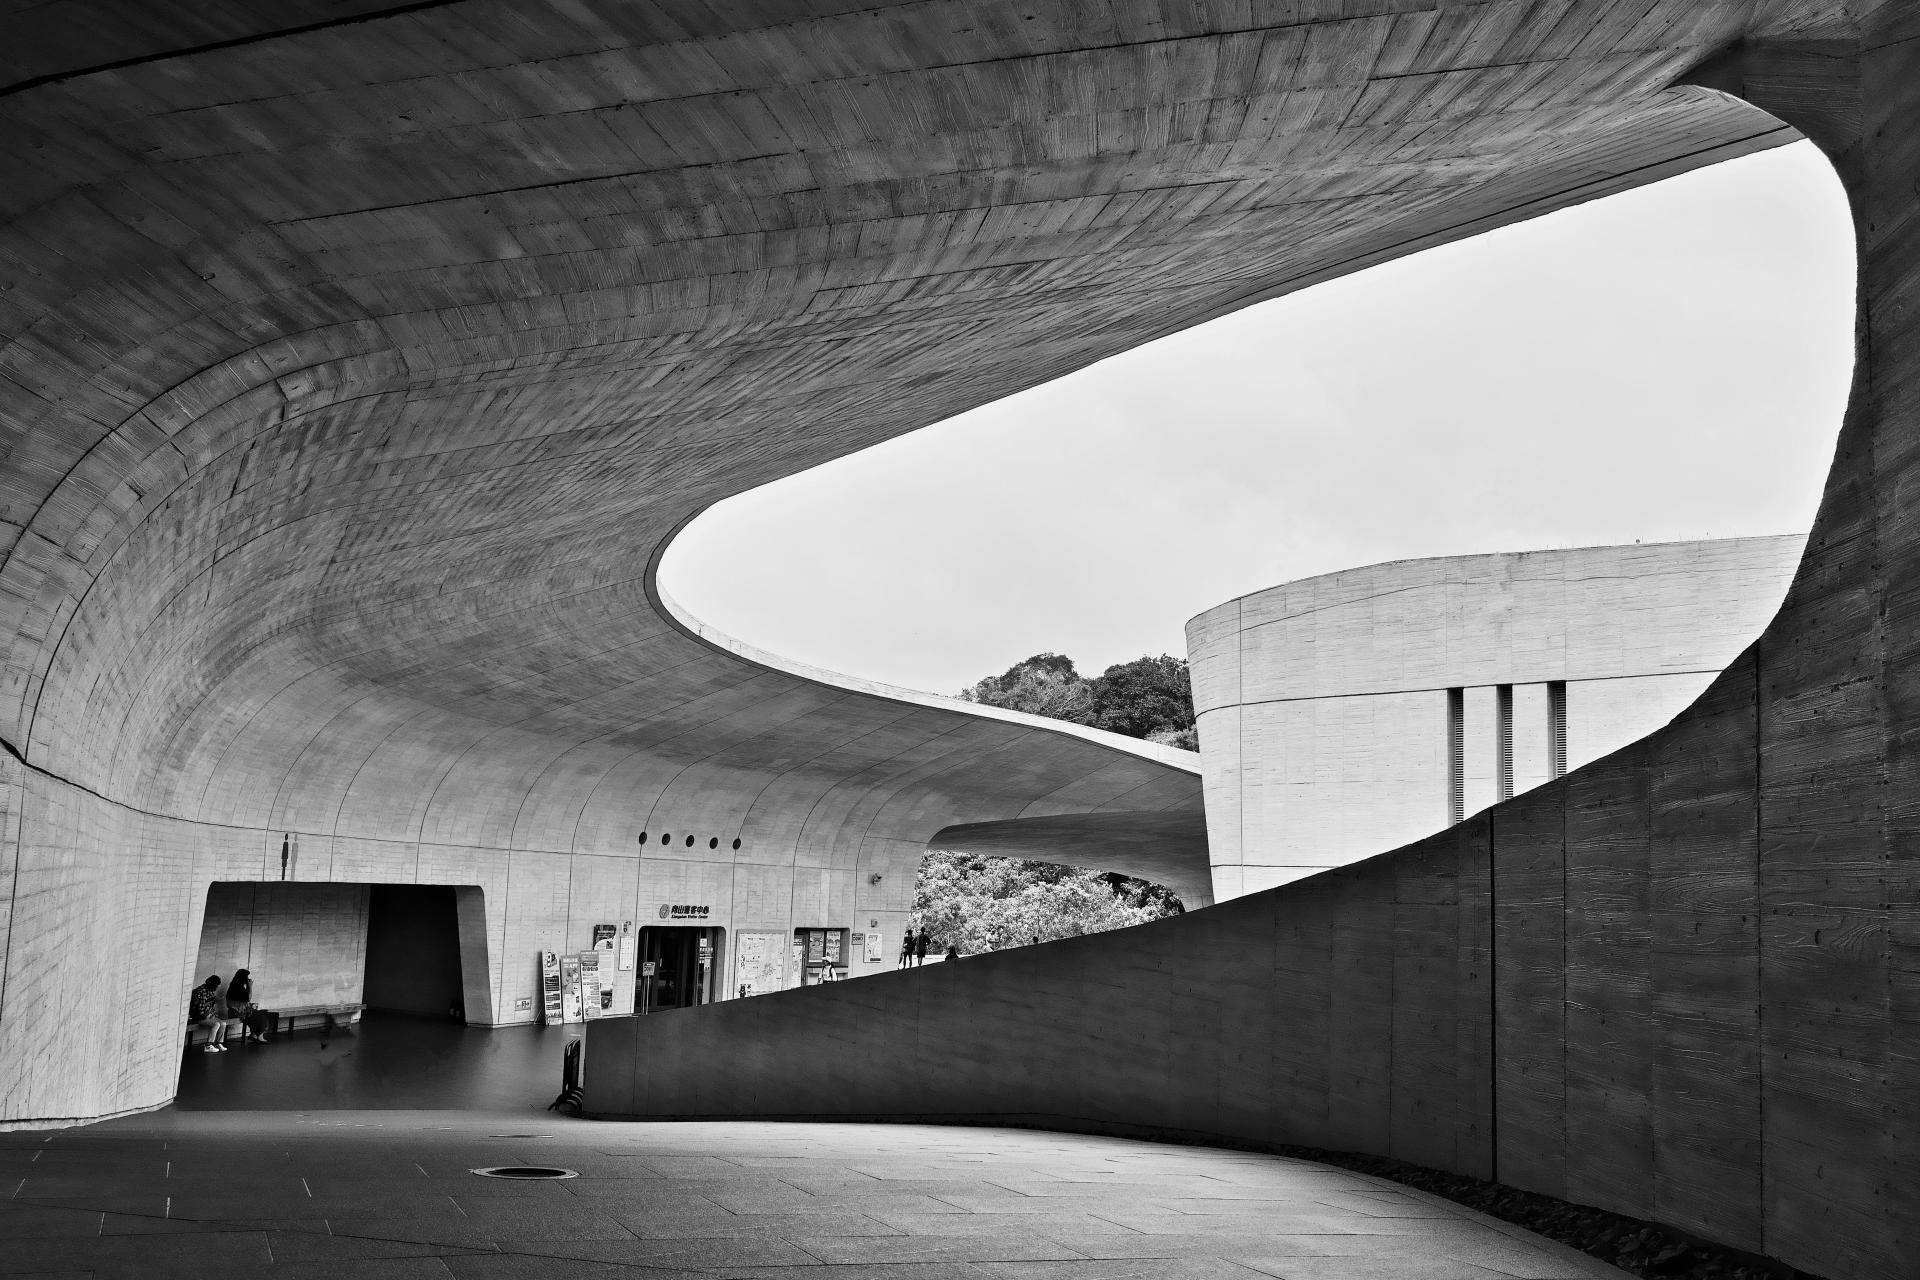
734, 931, 785, 997
578, 951, 602, 1020
560, 954, 584, 1024
540, 951, 563, 1025
616, 921, 636, 971
657, 903, 711, 920
592, 923, 617, 949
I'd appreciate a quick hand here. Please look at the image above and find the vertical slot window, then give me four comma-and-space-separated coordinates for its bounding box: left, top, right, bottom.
1548, 680, 1568, 779
1496, 684, 1514, 802
1447, 687, 1465, 825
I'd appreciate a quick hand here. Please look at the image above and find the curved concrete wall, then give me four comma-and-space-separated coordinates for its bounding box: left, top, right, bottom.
584, 10, 1920, 1280
1189, 537, 1804, 897
0, 28, 1897, 1280
0, 0, 1794, 1125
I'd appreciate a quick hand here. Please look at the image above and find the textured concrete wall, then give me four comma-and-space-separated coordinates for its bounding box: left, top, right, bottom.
0, 0, 1875, 1153
1189, 538, 1803, 896
589, 22, 1920, 1280
195, 881, 372, 1013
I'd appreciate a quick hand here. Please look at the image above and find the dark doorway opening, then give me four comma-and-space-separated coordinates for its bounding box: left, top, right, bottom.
364, 884, 464, 1020
636, 927, 723, 1012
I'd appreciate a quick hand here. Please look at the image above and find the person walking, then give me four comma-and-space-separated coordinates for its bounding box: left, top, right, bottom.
190, 975, 229, 1052
897, 928, 915, 969
913, 929, 929, 967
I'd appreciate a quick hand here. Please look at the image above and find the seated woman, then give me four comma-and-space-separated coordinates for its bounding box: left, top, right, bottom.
226, 968, 271, 1043
189, 975, 228, 1052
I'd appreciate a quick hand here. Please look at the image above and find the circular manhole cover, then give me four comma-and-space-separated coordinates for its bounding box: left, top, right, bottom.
471, 1166, 578, 1180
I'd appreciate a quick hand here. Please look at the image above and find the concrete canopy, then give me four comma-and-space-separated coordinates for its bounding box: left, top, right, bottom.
0, 0, 1843, 1125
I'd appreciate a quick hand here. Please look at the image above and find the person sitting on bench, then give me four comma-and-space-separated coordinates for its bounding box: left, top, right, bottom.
190, 975, 229, 1052
227, 968, 271, 1043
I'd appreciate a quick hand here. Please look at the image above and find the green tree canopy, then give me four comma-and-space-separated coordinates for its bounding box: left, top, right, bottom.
913, 852, 1174, 954
958, 651, 1094, 723
1086, 653, 1195, 746
957, 651, 1197, 749
921, 650, 1198, 953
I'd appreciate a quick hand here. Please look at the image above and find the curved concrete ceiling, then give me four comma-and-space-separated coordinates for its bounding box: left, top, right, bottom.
928, 811, 1212, 908
0, 4, 1822, 925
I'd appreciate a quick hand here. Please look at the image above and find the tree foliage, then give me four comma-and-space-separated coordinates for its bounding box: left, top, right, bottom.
958, 651, 1198, 748
920, 651, 1199, 953
959, 651, 1094, 723
913, 852, 1174, 954
1087, 654, 1196, 746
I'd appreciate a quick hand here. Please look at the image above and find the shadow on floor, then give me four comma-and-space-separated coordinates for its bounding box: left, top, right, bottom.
173, 1011, 577, 1112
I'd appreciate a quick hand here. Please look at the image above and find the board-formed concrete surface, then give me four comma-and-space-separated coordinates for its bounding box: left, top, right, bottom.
583, 16, 1920, 1280
0, 9, 1910, 1280
1188, 537, 1804, 898
0, 0, 1818, 1130
0, 1111, 1629, 1280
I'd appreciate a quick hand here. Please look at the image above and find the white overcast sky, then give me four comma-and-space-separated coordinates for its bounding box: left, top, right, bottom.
660, 141, 1855, 697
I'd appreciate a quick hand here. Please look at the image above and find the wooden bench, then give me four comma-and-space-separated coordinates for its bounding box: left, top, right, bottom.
184, 1003, 363, 1047
269, 1003, 364, 1036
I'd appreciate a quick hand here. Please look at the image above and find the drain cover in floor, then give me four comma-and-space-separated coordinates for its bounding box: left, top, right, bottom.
471, 1166, 578, 1179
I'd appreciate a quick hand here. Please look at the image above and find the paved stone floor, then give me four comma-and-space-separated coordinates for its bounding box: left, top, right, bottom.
1, 1108, 1627, 1280
5, 1017, 1626, 1278
173, 1013, 569, 1112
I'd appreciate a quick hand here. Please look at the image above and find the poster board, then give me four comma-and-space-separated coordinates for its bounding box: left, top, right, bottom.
577, 951, 603, 1019
560, 954, 584, 1023
864, 931, 884, 963
734, 930, 787, 997
540, 951, 563, 1024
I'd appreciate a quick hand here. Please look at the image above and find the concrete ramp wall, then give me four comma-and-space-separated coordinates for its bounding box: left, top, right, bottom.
591, 32, 1920, 1280
584, 655, 1781, 1260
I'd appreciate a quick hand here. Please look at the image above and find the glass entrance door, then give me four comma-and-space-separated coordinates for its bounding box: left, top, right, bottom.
636, 927, 723, 1012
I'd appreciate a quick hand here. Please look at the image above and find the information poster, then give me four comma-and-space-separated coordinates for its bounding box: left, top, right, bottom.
577, 951, 602, 1020
560, 954, 584, 1023
864, 931, 884, 963
592, 923, 616, 949
616, 921, 636, 971
540, 951, 563, 1024
734, 930, 786, 997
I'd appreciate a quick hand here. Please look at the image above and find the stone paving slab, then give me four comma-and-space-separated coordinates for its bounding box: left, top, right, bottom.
0, 1113, 1629, 1280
